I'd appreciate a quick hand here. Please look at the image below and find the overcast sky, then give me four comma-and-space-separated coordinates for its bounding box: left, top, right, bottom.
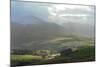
11, 1, 95, 25
47, 4, 95, 25
19, 0, 95, 5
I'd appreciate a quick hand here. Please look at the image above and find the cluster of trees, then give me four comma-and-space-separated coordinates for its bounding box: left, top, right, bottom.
60, 48, 72, 56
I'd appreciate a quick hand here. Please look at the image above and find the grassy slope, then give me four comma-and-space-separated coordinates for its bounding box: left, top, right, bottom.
33, 46, 95, 65
11, 36, 95, 66
11, 46, 94, 66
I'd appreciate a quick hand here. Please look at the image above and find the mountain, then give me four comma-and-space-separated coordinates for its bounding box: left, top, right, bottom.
11, 21, 66, 50
11, 21, 94, 51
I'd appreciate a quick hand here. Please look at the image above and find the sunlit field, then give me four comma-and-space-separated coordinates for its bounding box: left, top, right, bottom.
11, 36, 95, 66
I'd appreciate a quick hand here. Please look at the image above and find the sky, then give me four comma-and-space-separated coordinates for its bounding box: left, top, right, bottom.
19, 0, 95, 5
11, 1, 95, 25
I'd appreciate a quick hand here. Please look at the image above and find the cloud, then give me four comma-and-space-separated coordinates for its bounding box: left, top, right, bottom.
47, 4, 95, 25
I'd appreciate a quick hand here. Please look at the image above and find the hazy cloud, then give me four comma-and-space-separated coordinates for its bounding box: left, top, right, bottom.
48, 4, 95, 25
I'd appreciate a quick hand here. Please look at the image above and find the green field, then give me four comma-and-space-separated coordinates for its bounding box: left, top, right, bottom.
11, 46, 95, 66
30, 46, 95, 65
11, 55, 43, 66
11, 36, 95, 66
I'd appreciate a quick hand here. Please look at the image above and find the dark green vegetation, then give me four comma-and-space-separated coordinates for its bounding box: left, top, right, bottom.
30, 46, 95, 65
11, 36, 95, 67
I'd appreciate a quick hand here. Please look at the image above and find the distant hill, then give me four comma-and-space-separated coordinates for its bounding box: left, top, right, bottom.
11, 21, 65, 50
11, 11, 94, 51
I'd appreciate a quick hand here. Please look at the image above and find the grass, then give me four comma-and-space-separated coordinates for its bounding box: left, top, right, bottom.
49, 36, 94, 46
11, 55, 42, 61
11, 46, 95, 66
66, 46, 95, 61
11, 55, 42, 66
11, 36, 95, 66
32, 46, 95, 65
